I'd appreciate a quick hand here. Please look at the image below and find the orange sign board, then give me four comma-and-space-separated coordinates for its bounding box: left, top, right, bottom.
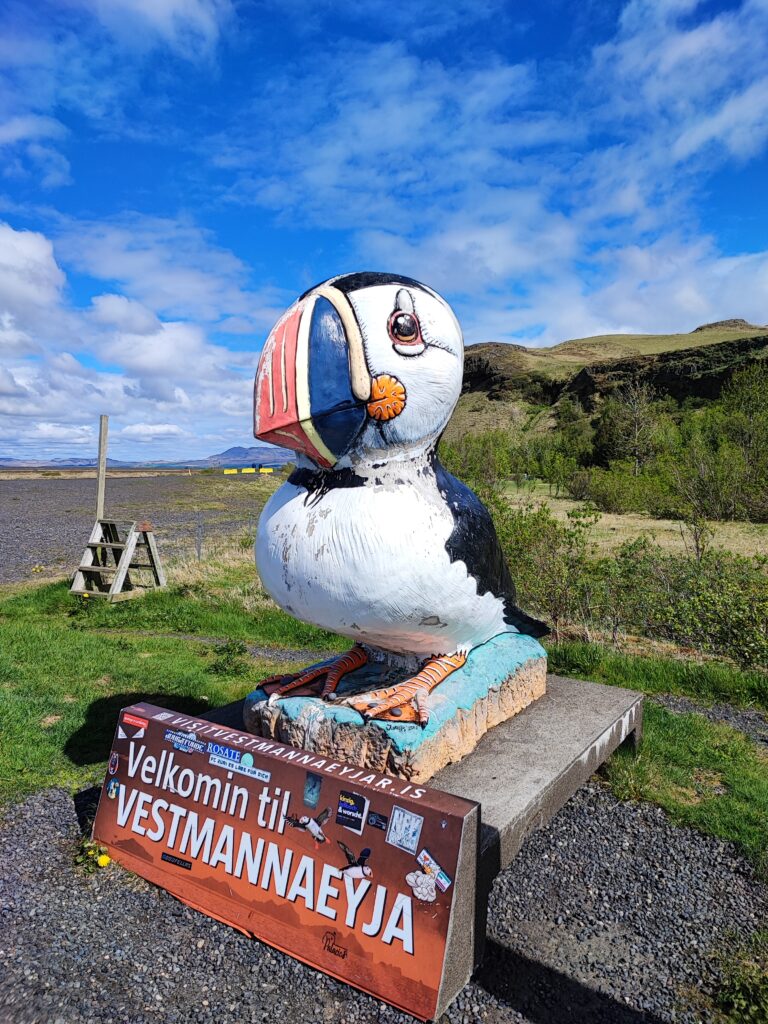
93, 704, 478, 1020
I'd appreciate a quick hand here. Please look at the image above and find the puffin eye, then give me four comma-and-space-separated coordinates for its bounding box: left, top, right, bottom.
389, 311, 420, 344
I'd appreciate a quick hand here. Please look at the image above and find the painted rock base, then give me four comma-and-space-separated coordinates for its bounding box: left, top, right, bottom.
243, 633, 547, 782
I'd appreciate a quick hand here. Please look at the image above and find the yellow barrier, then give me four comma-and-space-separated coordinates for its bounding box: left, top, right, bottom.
241, 467, 256, 474
259, 467, 274, 474
223, 468, 238, 474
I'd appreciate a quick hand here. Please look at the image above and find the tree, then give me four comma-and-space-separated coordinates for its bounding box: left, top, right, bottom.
594, 381, 659, 476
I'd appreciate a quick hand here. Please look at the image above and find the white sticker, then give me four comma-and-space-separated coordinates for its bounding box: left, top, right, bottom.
385, 805, 424, 854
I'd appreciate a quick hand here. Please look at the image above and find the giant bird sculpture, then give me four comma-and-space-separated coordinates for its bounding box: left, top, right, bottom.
252, 272, 547, 727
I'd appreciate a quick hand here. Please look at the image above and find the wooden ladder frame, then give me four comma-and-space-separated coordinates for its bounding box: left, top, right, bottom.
71, 519, 167, 602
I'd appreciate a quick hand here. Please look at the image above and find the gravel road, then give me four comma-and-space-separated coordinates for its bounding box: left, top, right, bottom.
0, 475, 264, 583
1, 783, 765, 1024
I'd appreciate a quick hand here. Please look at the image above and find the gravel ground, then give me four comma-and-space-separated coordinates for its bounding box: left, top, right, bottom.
1, 783, 765, 1024
651, 694, 768, 746
0, 475, 262, 583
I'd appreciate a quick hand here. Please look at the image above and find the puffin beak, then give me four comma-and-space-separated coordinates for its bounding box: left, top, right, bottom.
253, 290, 371, 468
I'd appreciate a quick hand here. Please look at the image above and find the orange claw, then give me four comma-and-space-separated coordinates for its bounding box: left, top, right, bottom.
264, 645, 368, 703
367, 374, 406, 421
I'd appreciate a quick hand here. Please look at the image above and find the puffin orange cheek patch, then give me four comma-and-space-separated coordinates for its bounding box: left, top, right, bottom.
367, 374, 406, 421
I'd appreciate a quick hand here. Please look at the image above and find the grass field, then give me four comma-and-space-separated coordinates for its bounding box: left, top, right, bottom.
0, 537, 344, 805
503, 480, 768, 557
1, 534, 766, 878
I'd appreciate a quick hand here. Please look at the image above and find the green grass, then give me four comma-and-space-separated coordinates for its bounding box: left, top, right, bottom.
604, 703, 768, 874
0, 578, 344, 804
548, 640, 768, 712
715, 930, 768, 1022
0, 579, 345, 650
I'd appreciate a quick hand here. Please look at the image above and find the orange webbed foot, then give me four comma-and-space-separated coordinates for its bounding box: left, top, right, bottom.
345, 652, 467, 728
262, 645, 368, 704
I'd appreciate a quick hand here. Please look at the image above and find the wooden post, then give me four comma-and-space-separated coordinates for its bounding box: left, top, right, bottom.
96, 414, 108, 521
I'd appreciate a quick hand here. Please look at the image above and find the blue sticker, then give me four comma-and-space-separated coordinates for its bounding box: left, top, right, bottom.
304, 772, 323, 809
205, 742, 241, 763
164, 730, 206, 755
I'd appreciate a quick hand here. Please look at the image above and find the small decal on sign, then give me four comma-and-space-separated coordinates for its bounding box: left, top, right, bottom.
164, 730, 206, 754
205, 742, 241, 762
304, 771, 323, 809
152, 711, 174, 722
417, 848, 452, 891
336, 791, 369, 834
161, 852, 192, 870
385, 805, 423, 854
108, 751, 119, 775
367, 811, 389, 831
122, 713, 148, 730
106, 779, 120, 800
208, 754, 270, 782
405, 870, 436, 903
337, 841, 372, 879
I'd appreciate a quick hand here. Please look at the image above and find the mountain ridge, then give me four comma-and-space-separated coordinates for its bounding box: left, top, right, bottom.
0, 444, 292, 470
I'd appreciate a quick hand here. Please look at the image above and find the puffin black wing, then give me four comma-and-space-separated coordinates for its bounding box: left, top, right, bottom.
432, 458, 549, 638
284, 812, 302, 829
357, 847, 371, 866
337, 840, 356, 866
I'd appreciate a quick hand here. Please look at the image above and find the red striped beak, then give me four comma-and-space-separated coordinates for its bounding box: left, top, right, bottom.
253, 292, 370, 468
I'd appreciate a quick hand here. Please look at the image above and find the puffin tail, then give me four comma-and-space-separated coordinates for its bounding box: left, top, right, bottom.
504, 602, 550, 639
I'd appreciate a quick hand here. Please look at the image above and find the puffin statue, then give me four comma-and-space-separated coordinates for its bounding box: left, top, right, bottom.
252, 272, 547, 727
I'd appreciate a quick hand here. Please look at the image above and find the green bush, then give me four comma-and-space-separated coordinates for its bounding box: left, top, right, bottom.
492, 501, 768, 668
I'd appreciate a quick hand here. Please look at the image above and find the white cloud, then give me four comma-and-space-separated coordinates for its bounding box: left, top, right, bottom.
0, 221, 65, 322
56, 214, 278, 325
119, 422, 187, 440
90, 294, 160, 335
73, 0, 233, 56
673, 77, 768, 161
0, 217, 260, 459
0, 114, 65, 145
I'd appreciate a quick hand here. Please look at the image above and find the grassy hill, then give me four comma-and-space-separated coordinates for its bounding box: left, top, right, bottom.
467, 319, 768, 383
446, 320, 768, 442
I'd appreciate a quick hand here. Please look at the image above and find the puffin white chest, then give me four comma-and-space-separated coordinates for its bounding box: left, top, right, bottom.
255, 472, 507, 656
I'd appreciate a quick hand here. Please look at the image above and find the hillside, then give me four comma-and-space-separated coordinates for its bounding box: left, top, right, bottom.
446, 320, 768, 442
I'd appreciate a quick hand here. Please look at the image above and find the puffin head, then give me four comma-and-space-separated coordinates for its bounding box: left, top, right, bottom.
253, 272, 463, 468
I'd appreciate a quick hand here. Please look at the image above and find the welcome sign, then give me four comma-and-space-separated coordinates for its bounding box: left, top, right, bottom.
93, 703, 479, 1020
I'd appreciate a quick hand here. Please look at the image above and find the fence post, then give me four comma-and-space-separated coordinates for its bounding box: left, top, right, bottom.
96, 414, 108, 521
196, 511, 204, 561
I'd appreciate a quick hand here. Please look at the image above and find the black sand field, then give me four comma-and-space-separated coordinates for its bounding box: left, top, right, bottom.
0, 473, 270, 583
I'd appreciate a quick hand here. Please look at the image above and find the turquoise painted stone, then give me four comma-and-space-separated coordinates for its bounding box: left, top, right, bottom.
243, 632, 547, 780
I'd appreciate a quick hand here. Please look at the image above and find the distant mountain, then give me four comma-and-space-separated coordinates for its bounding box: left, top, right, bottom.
199, 446, 293, 467
0, 444, 292, 470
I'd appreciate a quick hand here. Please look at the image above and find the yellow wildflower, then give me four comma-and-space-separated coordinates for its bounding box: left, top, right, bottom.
97, 853, 111, 868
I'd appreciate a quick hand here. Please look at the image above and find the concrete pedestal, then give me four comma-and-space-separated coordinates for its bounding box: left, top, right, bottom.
432, 674, 643, 968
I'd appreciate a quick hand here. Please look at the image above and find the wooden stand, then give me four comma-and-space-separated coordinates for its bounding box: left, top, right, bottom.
70, 519, 166, 601
69, 414, 166, 602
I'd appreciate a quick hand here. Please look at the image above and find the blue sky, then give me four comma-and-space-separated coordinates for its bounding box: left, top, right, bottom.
1, 0, 767, 460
